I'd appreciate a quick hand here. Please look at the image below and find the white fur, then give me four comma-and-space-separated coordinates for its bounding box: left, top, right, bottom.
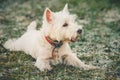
4, 4, 97, 71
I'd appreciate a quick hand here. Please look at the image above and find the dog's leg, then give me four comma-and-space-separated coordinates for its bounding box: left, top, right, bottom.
63, 53, 97, 70
35, 58, 52, 71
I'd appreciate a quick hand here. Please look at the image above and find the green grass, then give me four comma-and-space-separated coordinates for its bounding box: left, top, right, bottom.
0, 0, 120, 80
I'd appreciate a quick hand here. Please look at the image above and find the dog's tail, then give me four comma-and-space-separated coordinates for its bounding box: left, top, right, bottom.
4, 39, 21, 51
27, 21, 37, 31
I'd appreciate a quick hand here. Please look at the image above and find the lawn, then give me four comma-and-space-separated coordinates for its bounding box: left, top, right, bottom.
0, 0, 120, 80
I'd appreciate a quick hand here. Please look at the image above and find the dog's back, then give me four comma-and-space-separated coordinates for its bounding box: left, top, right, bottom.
4, 21, 39, 53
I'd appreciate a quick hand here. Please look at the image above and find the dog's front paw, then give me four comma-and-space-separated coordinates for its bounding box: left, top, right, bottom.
82, 65, 99, 70
35, 62, 52, 71
42, 65, 52, 71
35, 59, 52, 71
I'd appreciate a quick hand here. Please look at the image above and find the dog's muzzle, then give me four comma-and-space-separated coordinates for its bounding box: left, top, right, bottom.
70, 29, 82, 42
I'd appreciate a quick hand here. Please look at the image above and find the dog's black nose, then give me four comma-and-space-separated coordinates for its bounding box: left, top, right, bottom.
77, 29, 82, 34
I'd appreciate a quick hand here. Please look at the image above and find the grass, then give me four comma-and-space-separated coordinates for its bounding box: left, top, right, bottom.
0, 0, 120, 80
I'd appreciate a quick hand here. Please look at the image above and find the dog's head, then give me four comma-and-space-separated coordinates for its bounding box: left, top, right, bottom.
42, 4, 82, 42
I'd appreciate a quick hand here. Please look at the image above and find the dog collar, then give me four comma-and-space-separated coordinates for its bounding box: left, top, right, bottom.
45, 36, 63, 59
45, 36, 63, 48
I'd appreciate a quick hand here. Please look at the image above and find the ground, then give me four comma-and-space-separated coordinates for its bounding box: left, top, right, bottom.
0, 0, 120, 80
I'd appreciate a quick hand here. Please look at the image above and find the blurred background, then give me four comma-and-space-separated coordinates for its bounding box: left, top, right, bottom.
0, 0, 120, 80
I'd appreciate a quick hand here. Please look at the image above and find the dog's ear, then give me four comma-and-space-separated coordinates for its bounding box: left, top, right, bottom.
63, 4, 69, 13
44, 8, 53, 23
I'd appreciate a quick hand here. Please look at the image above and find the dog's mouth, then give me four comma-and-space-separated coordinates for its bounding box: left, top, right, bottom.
70, 34, 81, 42
70, 37, 78, 42
64, 35, 80, 43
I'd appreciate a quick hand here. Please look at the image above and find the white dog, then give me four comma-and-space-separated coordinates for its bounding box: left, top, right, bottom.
4, 4, 97, 71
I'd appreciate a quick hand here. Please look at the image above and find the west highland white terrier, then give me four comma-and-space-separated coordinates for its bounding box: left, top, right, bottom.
4, 4, 97, 71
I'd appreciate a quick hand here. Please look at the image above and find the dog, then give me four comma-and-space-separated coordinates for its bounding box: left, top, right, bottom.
4, 4, 97, 71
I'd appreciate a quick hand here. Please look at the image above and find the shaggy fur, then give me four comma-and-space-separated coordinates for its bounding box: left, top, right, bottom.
4, 4, 97, 71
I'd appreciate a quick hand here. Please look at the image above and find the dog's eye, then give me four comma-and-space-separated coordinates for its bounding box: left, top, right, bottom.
63, 23, 68, 27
